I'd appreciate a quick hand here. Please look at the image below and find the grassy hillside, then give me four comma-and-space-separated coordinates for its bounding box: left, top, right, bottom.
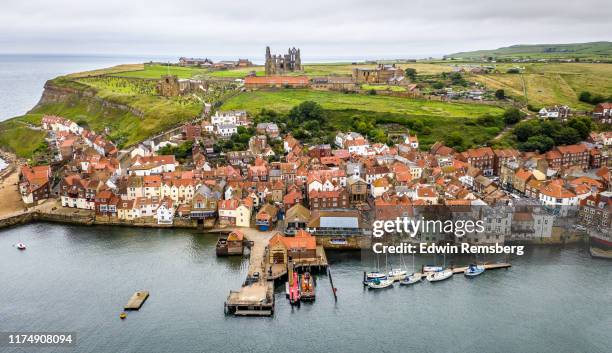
448, 41, 612, 60
466, 63, 612, 109
221, 89, 505, 149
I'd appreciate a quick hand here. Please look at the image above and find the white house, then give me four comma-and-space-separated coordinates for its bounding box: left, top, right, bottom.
155, 198, 175, 225
215, 124, 238, 137
538, 183, 578, 216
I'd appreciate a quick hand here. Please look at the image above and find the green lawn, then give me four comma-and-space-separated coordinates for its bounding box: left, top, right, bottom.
221, 89, 504, 117
113, 63, 210, 79
362, 84, 406, 92
221, 89, 506, 149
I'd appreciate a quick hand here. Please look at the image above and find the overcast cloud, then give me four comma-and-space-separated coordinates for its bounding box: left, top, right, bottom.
0, 0, 610, 60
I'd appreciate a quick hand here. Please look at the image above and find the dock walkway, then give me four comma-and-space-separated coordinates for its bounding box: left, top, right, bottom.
225, 228, 275, 317
411, 263, 512, 279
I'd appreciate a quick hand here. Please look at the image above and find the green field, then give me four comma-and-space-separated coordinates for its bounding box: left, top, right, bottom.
113, 63, 210, 79
448, 41, 612, 60
221, 89, 505, 149
468, 62, 612, 109
221, 89, 502, 117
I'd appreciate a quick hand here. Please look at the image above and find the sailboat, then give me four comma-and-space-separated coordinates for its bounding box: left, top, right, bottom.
367, 277, 394, 289
426, 269, 453, 282
367, 252, 394, 289
426, 253, 453, 282
364, 252, 388, 284
464, 264, 485, 278
423, 254, 443, 272
400, 252, 422, 285
388, 252, 409, 281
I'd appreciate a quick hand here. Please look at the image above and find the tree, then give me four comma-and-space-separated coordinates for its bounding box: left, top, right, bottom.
288, 101, 325, 124
552, 127, 581, 146
579, 91, 592, 103
502, 107, 523, 125
432, 82, 444, 90
513, 121, 540, 142
495, 89, 505, 100
567, 118, 591, 139
404, 68, 417, 81
445, 132, 464, 150
519, 135, 554, 152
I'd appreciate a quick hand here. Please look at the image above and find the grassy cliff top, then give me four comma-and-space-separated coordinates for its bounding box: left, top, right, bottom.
447, 41, 612, 60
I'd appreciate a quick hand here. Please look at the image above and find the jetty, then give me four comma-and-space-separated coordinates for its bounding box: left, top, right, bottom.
225, 228, 329, 316
410, 263, 512, 279
225, 228, 275, 317
124, 291, 149, 310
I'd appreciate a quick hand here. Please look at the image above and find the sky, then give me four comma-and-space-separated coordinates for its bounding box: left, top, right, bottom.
0, 0, 611, 60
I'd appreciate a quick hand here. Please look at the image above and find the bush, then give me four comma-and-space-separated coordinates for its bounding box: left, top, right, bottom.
502, 108, 523, 125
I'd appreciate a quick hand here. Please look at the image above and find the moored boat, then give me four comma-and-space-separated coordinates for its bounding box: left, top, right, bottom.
399, 273, 422, 285
363, 271, 387, 285
388, 268, 408, 282
464, 264, 485, 277
367, 278, 394, 289
426, 269, 453, 282
288, 271, 301, 305
588, 229, 612, 259
423, 265, 443, 273
300, 272, 316, 301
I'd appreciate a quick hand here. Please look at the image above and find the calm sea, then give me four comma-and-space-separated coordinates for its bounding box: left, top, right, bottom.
0, 223, 610, 353
0, 54, 176, 121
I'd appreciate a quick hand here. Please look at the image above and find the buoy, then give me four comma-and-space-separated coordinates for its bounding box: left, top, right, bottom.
120, 312, 127, 320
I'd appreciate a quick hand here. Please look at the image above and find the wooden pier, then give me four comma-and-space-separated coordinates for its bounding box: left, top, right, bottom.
266, 245, 329, 280
124, 291, 149, 310
225, 281, 274, 316
225, 229, 275, 317
225, 229, 329, 316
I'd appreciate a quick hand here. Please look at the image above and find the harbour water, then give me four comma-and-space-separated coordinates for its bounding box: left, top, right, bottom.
1, 223, 610, 353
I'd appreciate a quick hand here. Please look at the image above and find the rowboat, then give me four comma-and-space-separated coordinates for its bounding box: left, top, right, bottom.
426, 269, 453, 282
464, 264, 485, 277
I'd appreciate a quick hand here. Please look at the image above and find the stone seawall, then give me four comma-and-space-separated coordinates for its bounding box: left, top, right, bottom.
316, 235, 370, 250
0, 211, 199, 231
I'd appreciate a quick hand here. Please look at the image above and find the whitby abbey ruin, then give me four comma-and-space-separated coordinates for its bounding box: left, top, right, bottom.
265, 46, 302, 75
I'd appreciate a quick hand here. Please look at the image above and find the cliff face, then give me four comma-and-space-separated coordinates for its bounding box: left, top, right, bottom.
32, 80, 144, 118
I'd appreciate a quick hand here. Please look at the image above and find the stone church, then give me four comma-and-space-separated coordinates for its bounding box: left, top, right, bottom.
265, 46, 302, 75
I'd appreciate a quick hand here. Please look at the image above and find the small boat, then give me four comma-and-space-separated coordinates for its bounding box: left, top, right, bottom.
16, 243, 26, 250
400, 273, 422, 285
423, 265, 443, 272
426, 269, 453, 282
464, 264, 485, 277
288, 271, 301, 305
367, 278, 394, 289
363, 271, 387, 284
300, 272, 316, 301
388, 268, 408, 282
